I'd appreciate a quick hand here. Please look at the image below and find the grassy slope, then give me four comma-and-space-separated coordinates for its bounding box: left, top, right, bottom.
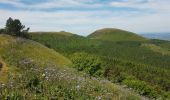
30, 30, 170, 99
30, 31, 75, 37
88, 28, 147, 41
0, 34, 72, 67
30, 31, 170, 68
0, 34, 72, 82
0, 34, 141, 99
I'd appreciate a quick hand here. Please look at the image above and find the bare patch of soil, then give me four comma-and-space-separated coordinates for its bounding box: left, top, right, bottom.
0, 62, 3, 71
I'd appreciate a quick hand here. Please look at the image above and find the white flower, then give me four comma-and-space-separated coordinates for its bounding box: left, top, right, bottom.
76, 85, 81, 90
42, 73, 45, 77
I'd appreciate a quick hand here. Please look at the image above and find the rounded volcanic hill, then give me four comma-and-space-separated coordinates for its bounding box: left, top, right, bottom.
88, 28, 147, 41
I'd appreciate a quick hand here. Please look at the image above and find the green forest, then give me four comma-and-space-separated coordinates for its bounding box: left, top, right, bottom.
30, 30, 170, 99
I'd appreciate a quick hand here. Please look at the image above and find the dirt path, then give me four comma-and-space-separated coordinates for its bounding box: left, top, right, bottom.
0, 60, 7, 72
0, 60, 9, 82
0, 62, 2, 71
0, 61, 6, 72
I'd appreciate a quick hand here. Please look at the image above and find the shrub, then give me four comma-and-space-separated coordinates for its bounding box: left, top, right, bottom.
70, 52, 103, 76
26, 76, 41, 91
123, 79, 159, 98
0, 29, 4, 34
45, 43, 51, 48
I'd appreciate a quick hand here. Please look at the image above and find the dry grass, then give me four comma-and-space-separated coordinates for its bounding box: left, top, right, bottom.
0, 60, 9, 82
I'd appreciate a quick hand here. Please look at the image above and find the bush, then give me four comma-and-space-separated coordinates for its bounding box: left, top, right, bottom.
70, 52, 103, 76
0, 29, 4, 34
123, 79, 159, 98
26, 76, 41, 92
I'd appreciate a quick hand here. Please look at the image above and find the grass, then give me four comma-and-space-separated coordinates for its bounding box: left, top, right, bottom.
0, 60, 9, 82
30, 31, 170, 99
0, 34, 141, 99
30, 31, 74, 37
0, 34, 72, 68
0, 34, 72, 83
88, 28, 147, 41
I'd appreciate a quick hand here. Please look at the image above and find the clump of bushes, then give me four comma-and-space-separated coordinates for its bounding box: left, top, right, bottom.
123, 79, 157, 98
70, 52, 103, 76
0, 29, 4, 34
103, 66, 168, 99
27, 76, 40, 88
0, 17, 30, 38
25, 73, 43, 94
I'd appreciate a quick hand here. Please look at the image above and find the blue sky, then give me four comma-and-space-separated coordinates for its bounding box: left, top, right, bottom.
0, 0, 170, 35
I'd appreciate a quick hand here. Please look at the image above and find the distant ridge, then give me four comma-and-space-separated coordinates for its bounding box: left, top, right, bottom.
88, 28, 147, 41
141, 33, 170, 41
30, 31, 75, 37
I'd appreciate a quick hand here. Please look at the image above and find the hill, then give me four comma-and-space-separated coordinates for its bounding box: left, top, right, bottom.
30, 31, 75, 37
30, 30, 170, 99
0, 34, 141, 99
88, 28, 147, 41
0, 34, 72, 82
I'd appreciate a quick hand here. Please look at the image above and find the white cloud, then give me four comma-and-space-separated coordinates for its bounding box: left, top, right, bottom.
1, 0, 170, 12
110, 0, 170, 13
0, 8, 170, 35
0, 0, 103, 9
0, 0, 170, 35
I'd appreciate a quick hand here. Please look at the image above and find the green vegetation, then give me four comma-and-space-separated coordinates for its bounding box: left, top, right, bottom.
1, 16, 169, 99
0, 34, 71, 68
141, 43, 170, 55
30, 30, 170, 99
0, 29, 4, 34
88, 28, 147, 41
70, 52, 103, 76
123, 79, 158, 98
0, 17, 170, 99
0, 34, 141, 99
1, 17, 29, 38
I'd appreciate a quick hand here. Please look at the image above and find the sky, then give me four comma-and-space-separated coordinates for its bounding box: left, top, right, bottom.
0, 0, 170, 35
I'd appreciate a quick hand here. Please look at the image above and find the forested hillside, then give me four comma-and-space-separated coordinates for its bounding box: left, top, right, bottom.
30, 29, 170, 99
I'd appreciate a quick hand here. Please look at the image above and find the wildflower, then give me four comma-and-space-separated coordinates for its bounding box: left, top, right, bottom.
76, 85, 80, 90
42, 73, 45, 77
96, 96, 102, 100
1, 84, 5, 88
45, 76, 49, 81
